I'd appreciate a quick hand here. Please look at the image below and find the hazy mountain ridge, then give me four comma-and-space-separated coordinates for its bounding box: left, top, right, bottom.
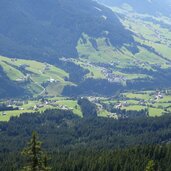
97, 0, 171, 16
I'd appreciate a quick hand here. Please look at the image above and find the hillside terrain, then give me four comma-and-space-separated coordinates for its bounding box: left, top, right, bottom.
0, 0, 171, 121
97, 0, 171, 16
1, 1, 171, 170
0, 0, 171, 99
0, 0, 135, 61
0, 56, 72, 98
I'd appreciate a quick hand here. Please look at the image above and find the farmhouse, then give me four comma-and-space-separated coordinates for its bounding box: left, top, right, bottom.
2, 112, 6, 116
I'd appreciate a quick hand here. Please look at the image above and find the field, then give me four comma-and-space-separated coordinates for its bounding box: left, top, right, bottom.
76, 7, 171, 84
1, 89, 171, 121
1, 7, 171, 121
0, 56, 73, 97
120, 91, 171, 116
0, 97, 83, 122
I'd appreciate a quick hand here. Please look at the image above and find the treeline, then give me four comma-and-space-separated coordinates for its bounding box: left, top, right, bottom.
51, 144, 171, 171
1, 109, 171, 151
0, 66, 26, 98
2, 133, 171, 170
0, 103, 19, 111
78, 98, 97, 118
111, 108, 148, 118
57, 61, 89, 83
62, 78, 122, 96
62, 67, 171, 97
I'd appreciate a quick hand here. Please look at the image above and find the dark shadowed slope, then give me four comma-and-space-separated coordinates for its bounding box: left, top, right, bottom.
0, 0, 135, 62
0, 66, 26, 98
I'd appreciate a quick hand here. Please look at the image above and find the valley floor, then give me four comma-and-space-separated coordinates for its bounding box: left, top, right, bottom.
1, 89, 171, 121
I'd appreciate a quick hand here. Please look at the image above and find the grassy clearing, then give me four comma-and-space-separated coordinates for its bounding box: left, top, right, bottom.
121, 90, 171, 117
57, 100, 82, 117
77, 33, 135, 67
159, 96, 171, 102
123, 93, 151, 100
0, 110, 33, 122
0, 55, 72, 96
0, 98, 82, 121
148, 108, 164, 117
0, 60, 24, 80
118, 9, 171, 68
122, 105, 146, 111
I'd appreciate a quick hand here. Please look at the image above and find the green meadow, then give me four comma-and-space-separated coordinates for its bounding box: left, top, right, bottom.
0, 56, 72, 96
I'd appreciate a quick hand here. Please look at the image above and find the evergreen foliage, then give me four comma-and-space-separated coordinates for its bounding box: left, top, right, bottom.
0, 109, 171, 170
78, 98, 97, 118
22, 132, 50, 171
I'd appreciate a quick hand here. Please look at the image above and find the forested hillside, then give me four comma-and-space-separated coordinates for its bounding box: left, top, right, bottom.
0, 0, 135, 61
1, 109, 171, 170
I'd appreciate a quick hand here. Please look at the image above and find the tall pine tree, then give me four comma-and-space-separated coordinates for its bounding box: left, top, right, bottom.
21, 132, 51, 171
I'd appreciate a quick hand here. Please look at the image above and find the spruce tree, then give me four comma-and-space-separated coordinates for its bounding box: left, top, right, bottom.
21, 132, 51, 171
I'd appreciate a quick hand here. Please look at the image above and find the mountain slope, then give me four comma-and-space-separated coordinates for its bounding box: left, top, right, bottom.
0, 0, 135, 62
0, 55, 73, 98
0, 0, 171, 98
97, 0, 171, 16
0, 66, 27, 98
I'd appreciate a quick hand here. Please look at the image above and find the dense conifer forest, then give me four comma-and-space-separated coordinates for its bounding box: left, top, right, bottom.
1, 109, 171, 170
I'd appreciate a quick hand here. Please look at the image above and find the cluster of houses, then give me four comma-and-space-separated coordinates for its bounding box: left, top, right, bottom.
1, 112, 6, 116
31, 99, 74, 111
115, 101, 128, 109
81, 60, 127, 83
155, 91, 164, 100
114, 91, 165, 110
101, 69, 126, 83
60, 57, 127, 83
107, 112, 118, 119
139, 91, 164, 105
48, 77, 57, 83
5, 100, 26, 107
0, 98, 78, 118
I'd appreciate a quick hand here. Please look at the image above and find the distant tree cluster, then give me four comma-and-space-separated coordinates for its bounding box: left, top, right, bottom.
0, 103, 19, 111
78, 98, 97, 118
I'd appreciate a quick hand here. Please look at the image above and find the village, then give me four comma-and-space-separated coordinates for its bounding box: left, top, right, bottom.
1, 87, 171, 121
87, 90, 171, 118
60, 57, 127, 83
0, 97, 77, 119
